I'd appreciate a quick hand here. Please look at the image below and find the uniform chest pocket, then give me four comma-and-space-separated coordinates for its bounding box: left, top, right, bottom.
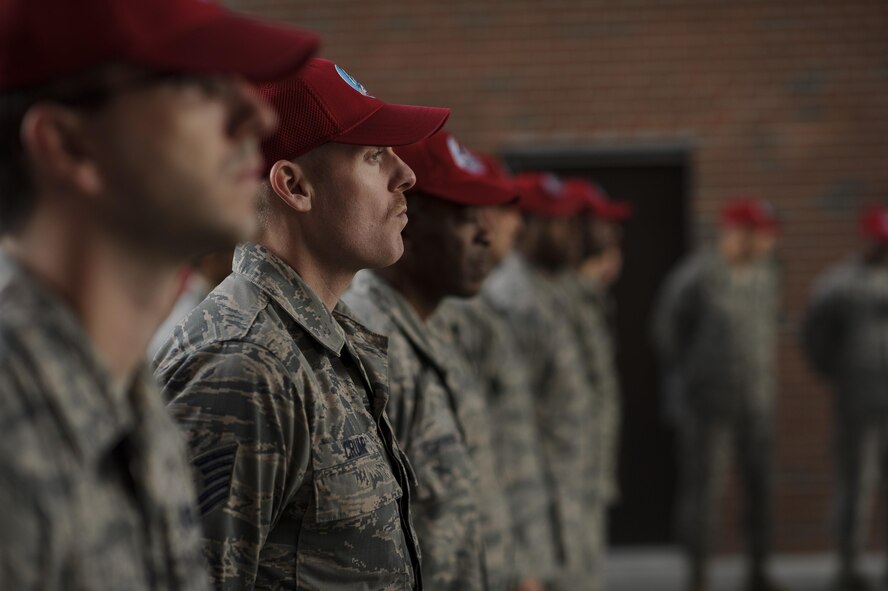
312, 432, 403, 523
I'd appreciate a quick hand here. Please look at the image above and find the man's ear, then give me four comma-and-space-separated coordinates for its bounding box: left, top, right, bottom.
20, 104, 103, 197
268, 159, 312, 213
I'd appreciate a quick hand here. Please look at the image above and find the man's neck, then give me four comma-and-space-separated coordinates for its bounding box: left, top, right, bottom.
258, 234, 352, 312
9, 211, 181, 390
375, 267, 441, 322
519, 247, 567, 276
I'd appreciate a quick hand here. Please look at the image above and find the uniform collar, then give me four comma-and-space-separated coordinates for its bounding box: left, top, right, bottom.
483, 253, 531, 311
0, 249, 139, 464
233, 243, 346, 356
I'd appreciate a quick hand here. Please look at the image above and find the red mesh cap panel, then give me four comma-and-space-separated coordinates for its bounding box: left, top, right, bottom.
259, 76, 339, 171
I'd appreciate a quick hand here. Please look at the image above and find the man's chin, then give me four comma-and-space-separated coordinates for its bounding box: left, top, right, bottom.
450, 281, 484, 300
366, 242, 405, 271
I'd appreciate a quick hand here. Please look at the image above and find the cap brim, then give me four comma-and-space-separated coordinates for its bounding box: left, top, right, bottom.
141, 15, 320, 82
423, 176, 519, 207
336, 103, 451, 148
604, 202, 634, 221
523, 205, 586, 217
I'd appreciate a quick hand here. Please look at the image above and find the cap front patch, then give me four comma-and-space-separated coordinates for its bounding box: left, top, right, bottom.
335, 64, 374, 97
541, 173, 564, 198
446, 135, 485, 175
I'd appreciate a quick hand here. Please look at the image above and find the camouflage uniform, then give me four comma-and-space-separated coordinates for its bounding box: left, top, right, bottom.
432, 295, 558, 584
0, 250, 207, 590
484, 254, 597, 591
802, 256, 888, 574
556, 273, 622, 591
154, 243, 421, 590
653, 252, 780, 576
344, 271, 516, 591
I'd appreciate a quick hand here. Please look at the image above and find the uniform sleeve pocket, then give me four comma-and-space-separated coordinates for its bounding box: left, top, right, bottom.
313, 433, 403, 523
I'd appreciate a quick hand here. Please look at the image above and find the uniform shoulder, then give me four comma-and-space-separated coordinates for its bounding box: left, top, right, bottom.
824, 257, 862, 282
155, 273, 304, 376
483, 256, 538, 315
680, 250, 717, 275
436, 298, 499, 341
430, 299, 469, 330
660, 251, 715, 292
341, 288, 395, 337
0, 328, 70, 526
811, 257, 862, 297
157, 336, 306, 425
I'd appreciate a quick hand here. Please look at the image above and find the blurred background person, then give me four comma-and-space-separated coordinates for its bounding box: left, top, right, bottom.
432, 156, 556, 591
485, 173, 599, 591
802, 204, 888, 591
653, 198, 783, 591
154, 60, 448, 589
558, 179, 634, 591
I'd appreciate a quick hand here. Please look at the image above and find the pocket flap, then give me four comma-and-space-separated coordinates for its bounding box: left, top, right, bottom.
313, 434, 403, 523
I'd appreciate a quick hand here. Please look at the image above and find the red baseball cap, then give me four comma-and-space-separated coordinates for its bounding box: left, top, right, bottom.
393, 131, 517, 207
0, 0, 320, 91
859, 205, 888, 243
479, 153, 513, 181
259, 59, 450, 170
720, 197, 780, 232
481, 153, 522, 203
566, 178, 634, 222
516, 172, 587, 217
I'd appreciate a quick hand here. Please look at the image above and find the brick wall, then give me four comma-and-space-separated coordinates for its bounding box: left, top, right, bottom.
229, 0, 888, 553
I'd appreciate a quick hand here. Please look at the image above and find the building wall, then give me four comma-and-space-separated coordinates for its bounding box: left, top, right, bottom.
230, 0, 888, 553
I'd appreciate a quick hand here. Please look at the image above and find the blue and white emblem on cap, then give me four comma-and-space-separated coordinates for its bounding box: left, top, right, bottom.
335, 64, 374, 98
446, 136, 485, 175
542, 173, 564, 198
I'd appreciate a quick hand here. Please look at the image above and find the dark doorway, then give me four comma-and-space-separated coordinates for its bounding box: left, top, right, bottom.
502, 147, 691, 545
